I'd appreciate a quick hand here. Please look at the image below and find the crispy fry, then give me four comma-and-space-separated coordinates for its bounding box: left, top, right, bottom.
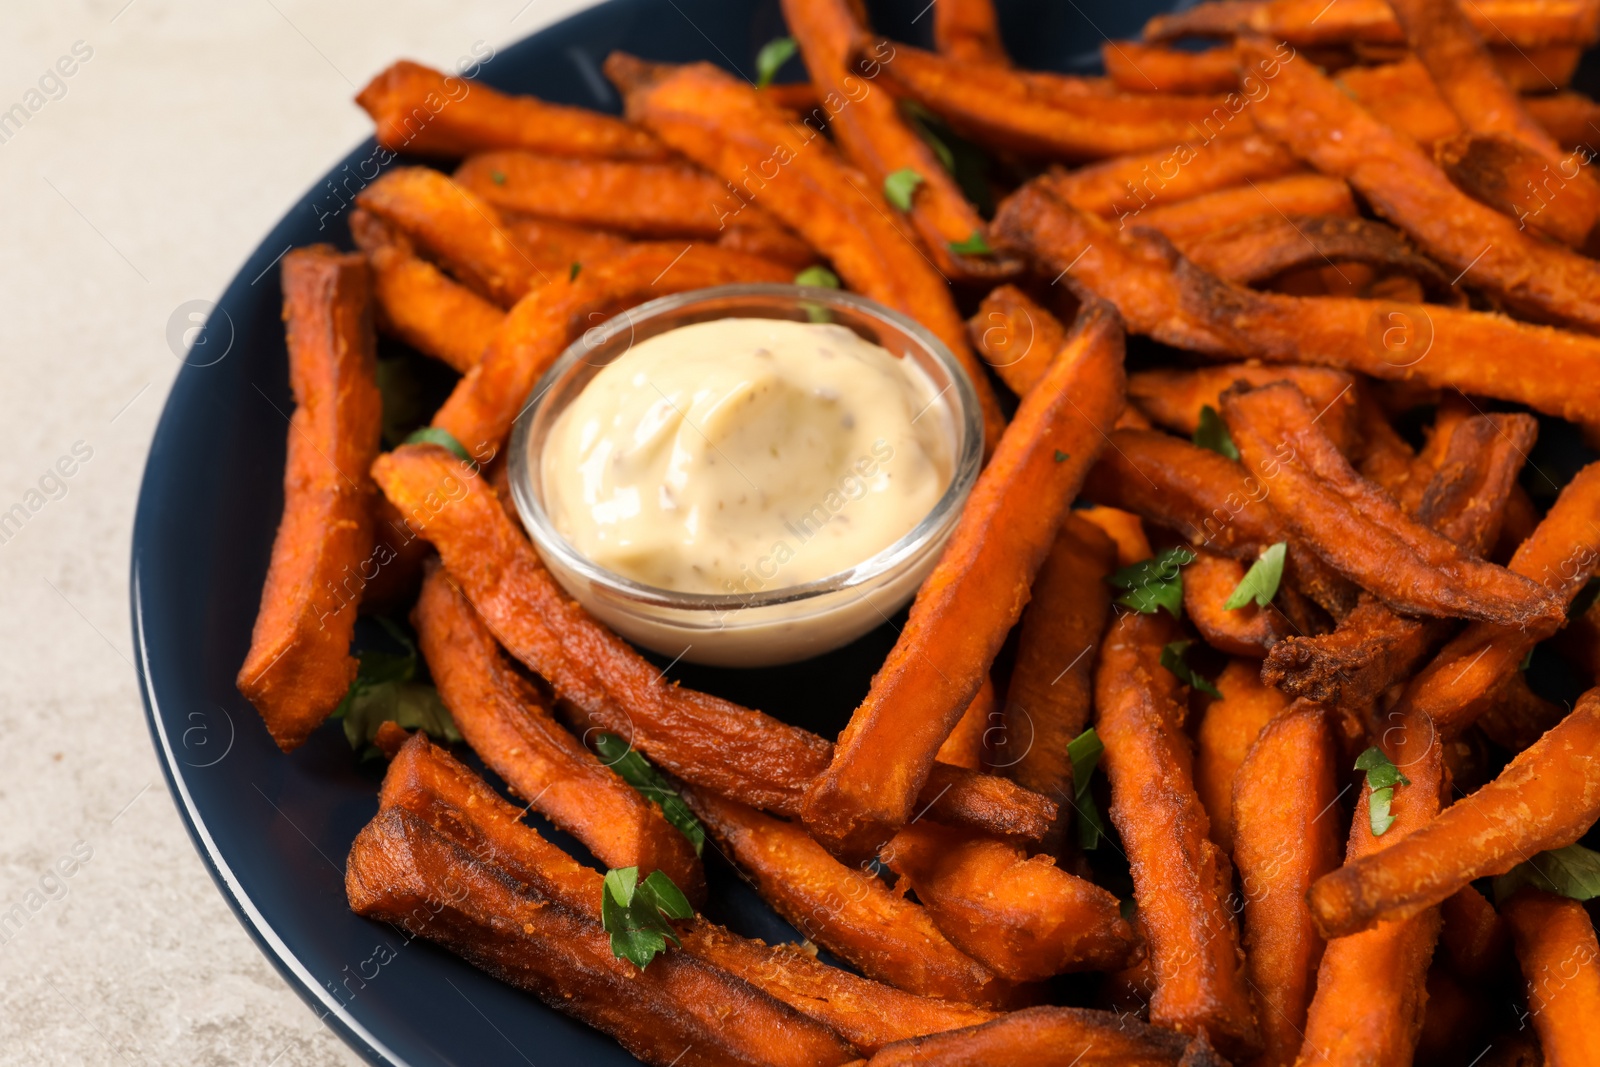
1390, 461, 1600, 732
1128, 364, 1358, 450
994, 179, 1600, 424
608, 53, 1006, 449
1478, 669, 1569, 752
1184, 551, 1287, 658
998, 514, 1116, 847
412, 563, 703, 898
1310, 686, 1600, 937
454, 151, 801, 244
1080, 428, 1358, 616
1437, 132, 1600, 247
1525, 90, 1600, 152
1237, 37, 1600, 332
1338, 58, 1463, 148
1231, 702, 1341, 1067
431, 242, 791, 454
865, 1005, 1200, 1067
1103, 41, 1240, 93
881, 822, 1141, 980
1195, 659, 1293, 851
237, 247, 380, 751
1493, 43, 1583, 88
497, 213, 632, 272
1145, 0, 1600, 48
784, 0, 1019, 281
1039, 134, 1302, 223
370, 445, 1057, 840
1294, 707, 1444, 1067
935, 676, 996, 771
1175, 213, 1454, 295
349, 209, 503, 373
1553, 588, 1600, 682
1261, 410, 1536, 704
969, 284, 1068, 397
802, 303, 1126, 863
380, 730, 995, 1055
1077, 504, 1152, 568
859, 36, 1255, 160
1094, 612, 1260, 1057
346, 808, 857, 1067
1438, 884, 1510, 981
1135, 174, 1357, 243
934, 0, 1010, 65
758, 81, 822, 113
355, 59, 667, 161
685, 788, 1017, 1006
1221, 381, 1559, 626
356, 167, 544, 307
1502, 888, 1600, 1067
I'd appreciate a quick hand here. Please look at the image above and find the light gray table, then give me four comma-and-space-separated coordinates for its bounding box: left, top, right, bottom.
0, 2, 591, 1062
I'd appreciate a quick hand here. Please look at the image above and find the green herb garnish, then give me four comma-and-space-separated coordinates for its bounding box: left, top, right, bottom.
570, 261, 582, 281
902, 100, 993, 214
1193, 404, 1239, 460
489, 170, 506, 185
331, 617, 461, 759
601, 866, 694, 968
1224, 542, 1287, 610
592, 733, 705, 855
1493, 844, 1600, 904
404, 426, 473, 465
1355, 746, 1411, 836
948, 230, 992, 256
1160, 640, 1222, 698
1054, 450, 1069, 463
1107, 546, 1196, 618
883, 167, 924, 211
1067, 727, 1108, 850
755, 37, 798, 89
794, 265, 841, 289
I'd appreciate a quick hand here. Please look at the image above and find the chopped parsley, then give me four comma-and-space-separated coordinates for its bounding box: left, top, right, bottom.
1355, 746, 1411, 836
1054, 450, 1069, 463
569, 262, 582, 281
331, 617, 460, 759
755, 37, 798, 89
1107, 546, 1196, 618
1193, 404, 1239, 460
883, 167, 925, 211
793, 265, 841, 289
1493, 844, 1600, 904
1224, 542, 1287, 610
948, 230, 993, 256
404, 426, 473, 465
1067, 728, 1108, 850
601, 866, 694, 969
1160, 640, 1222, 698
592, 733, 705, 856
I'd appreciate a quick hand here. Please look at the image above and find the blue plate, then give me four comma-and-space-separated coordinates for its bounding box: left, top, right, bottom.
127, 1, 1295, 1064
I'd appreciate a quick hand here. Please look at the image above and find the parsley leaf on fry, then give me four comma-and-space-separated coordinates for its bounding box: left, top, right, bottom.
1493, 844, 1600, 903
1159, 640, 1222, 698
1193, 404, 1239, 460
601, 866, 694, 969
1066, 728, 1108, 851
1107, 546, 1195, 618
1224, 542, 1287, 610
884, 168, 925, 211
755, 37, 798, 89
1355, 746, 1412, 836
593, 733, 706, 855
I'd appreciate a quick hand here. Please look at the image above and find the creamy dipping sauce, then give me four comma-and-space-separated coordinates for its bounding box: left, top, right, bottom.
541, 317, 954, 596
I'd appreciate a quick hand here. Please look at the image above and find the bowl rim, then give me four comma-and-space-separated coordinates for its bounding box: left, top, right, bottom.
506, 282, 984, 613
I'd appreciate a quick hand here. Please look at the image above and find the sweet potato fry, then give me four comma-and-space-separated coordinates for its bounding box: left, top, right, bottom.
1194, 659, 1292, 851
1080, 428, 1358, 616
1553, 589, 1600, 682
1502, 888, 1600, 1067
935, 676, 996, 771
1230, 702, 1341, 1067
1236, 37, 1600, 332
1338, 58, 1463, 148
1525, 90, 1600, 152
802, 303, 1126, 863
237, 247, 380, 751
785, 0, 1019, 281
1295, 706, 1444, 1067
1077, 504, 1152, 568
349, 209, 502, 373
994, 179, 1600, 425
1438, 883, 1511, 982
1221, 381, 1559, 626
1494, 43, 1583, 88
1310, 686, 1600, 937
684, 788, 1017, 1006
355, 167, 545, 307
864, 1005, 1200, 1067
1103, 41, 1240, 93
1128, 364, 1356, 445
968, 284, 1068, 397
380, 730, 996, 1055
934, 0, 1010, 65
412, 563, 703, 897
370, 445, 1057, 841
1184, 551, 1287, 658
1038, 134, 1302, 223
1478, 667, 1570, 753
881, 822, 1141, 980
1094, 611, 1259, 1057
1175, 213, 1454, 295
1136, 174, 1356, 243
347, 808, 857, 1067
758, 81, 822, 113
859, 36, 1254, 160
1390, 460, 1600, 732
356, 59, 667, 161
1437, 132, 1600, 247
997, 513, 1116, 847
1145, 0, 1600, 49
431, 242, 791, 454
496, 213, 632, 272
454, 151, 800, 243
607, 53, 1006, 448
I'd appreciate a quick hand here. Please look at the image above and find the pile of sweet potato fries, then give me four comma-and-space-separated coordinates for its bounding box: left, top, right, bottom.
235, 0, 1600, 1062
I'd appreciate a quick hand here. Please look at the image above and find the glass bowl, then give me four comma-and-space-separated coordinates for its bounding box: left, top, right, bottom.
507, 283, 982, 667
